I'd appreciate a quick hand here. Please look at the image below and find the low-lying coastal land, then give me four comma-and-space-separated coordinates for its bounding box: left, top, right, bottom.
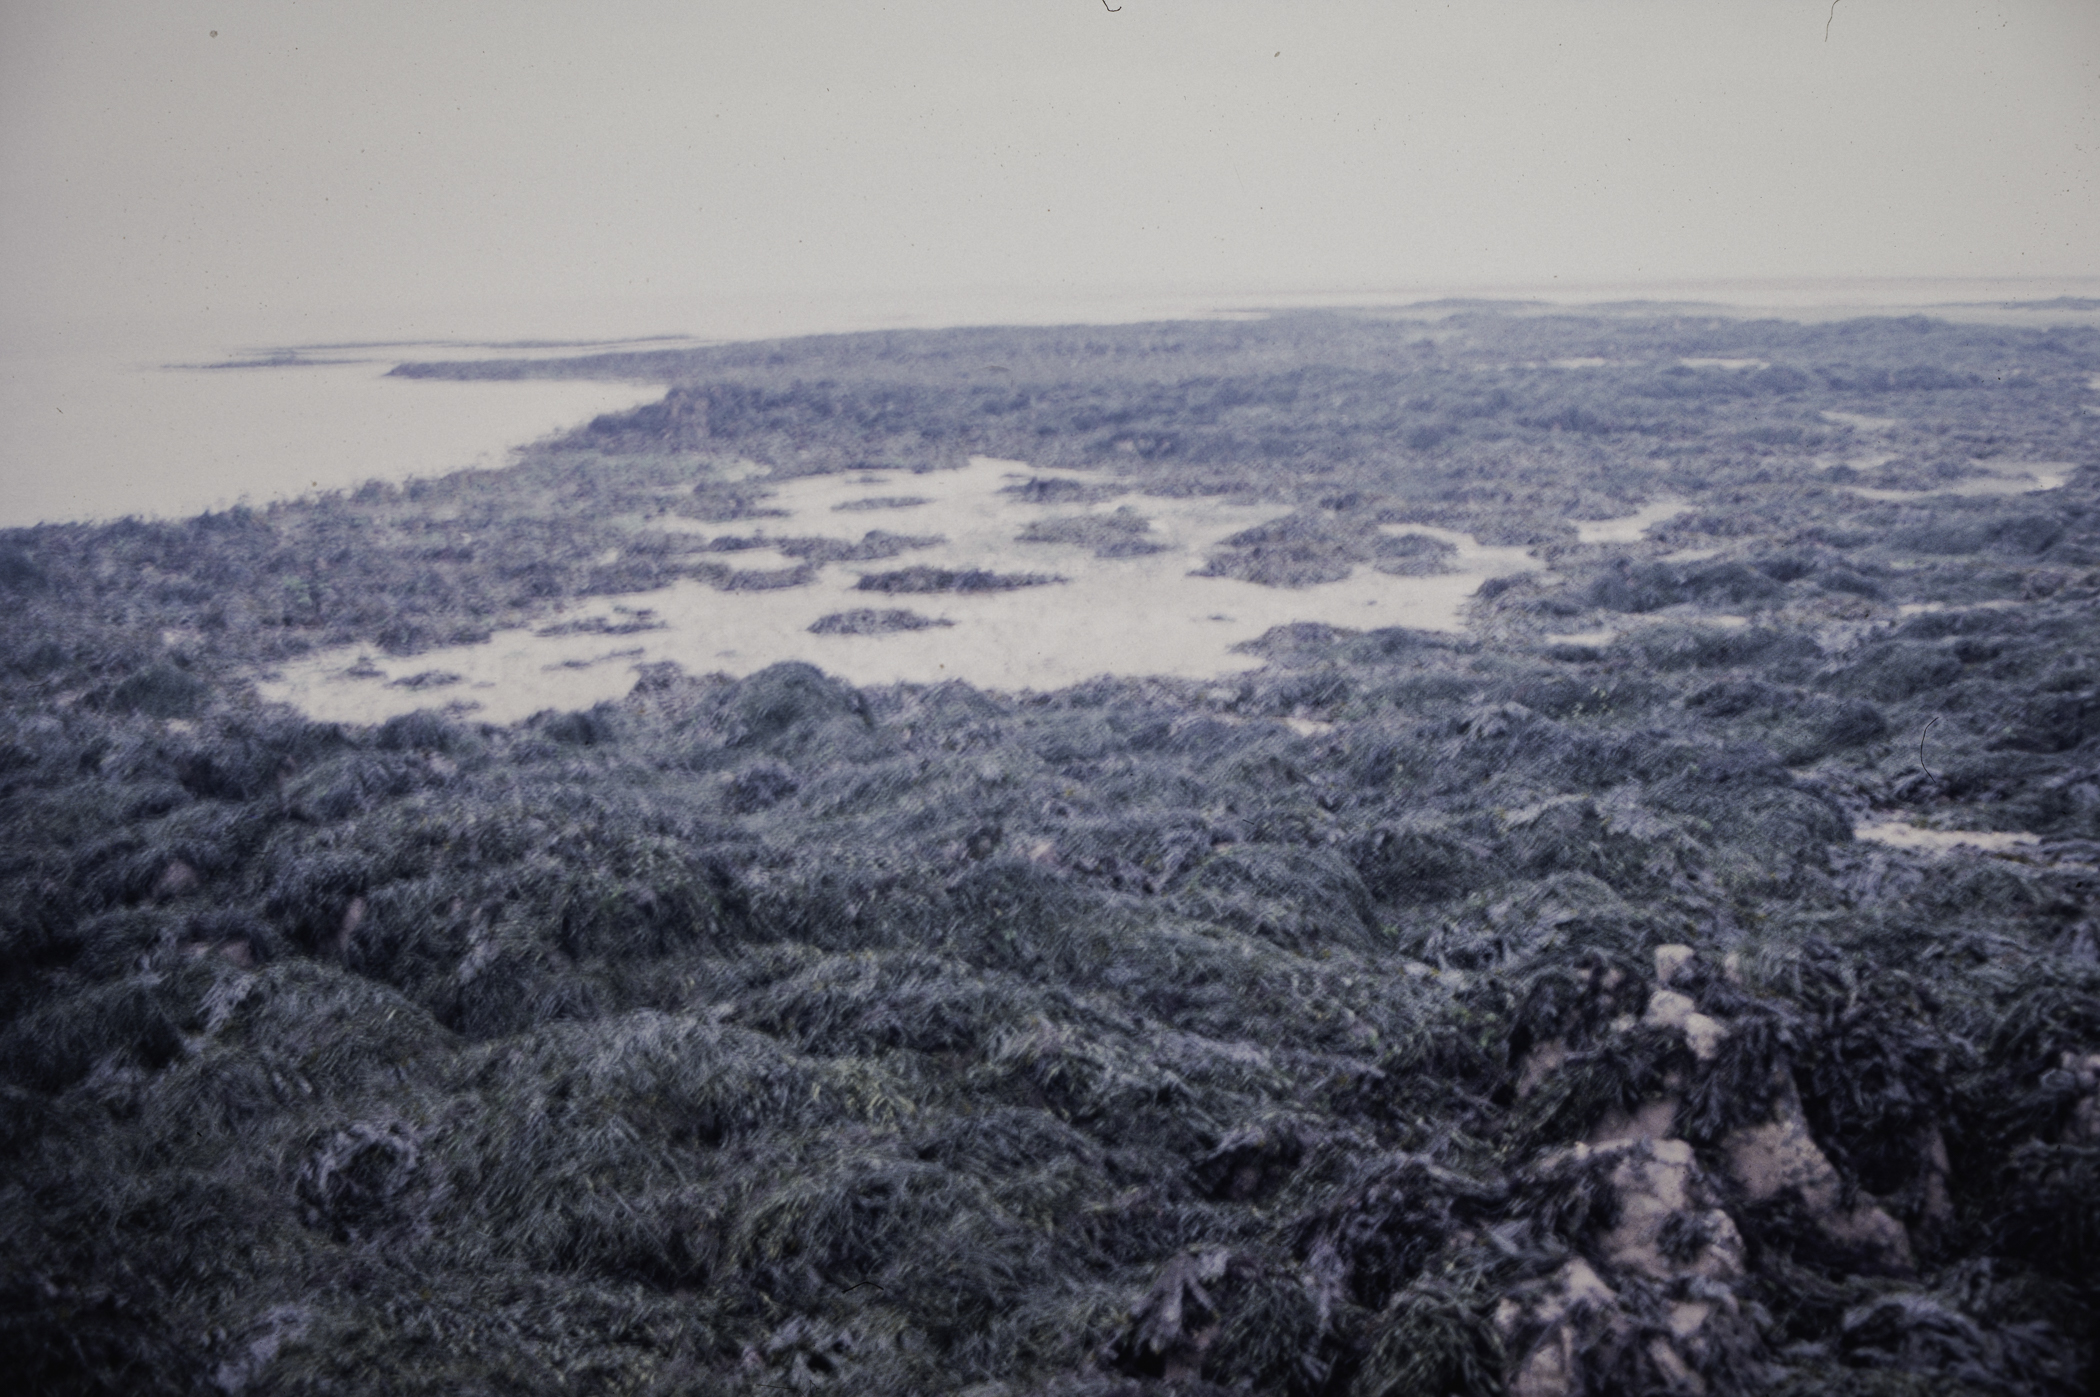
3, 303, 2098, 1396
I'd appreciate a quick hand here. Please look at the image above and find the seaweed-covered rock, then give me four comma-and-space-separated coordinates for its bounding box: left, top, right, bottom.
102, 664, 211, 719
1174, 844, 1382, 954
294, 1117, 433, 1243
724, 661, 869, 746
374, 708, 473, 753
1106, 1247, 1331, 1390
1198, 513, 1365, 588
1825, 641, 1966, 703
1372, 530, 1460, 577
1017, 506, 1169, 558
855, 566, 1061, 594
1722, 1085, 1916, 1276
1352, 821, 1494, 904
808, 607, 953, 635
724, 759, 800, 812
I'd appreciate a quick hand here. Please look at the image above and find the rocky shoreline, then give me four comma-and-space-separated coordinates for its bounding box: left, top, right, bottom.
1, 303, 2096, 1395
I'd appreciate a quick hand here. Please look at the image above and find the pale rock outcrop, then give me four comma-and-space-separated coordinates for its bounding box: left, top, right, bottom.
1588, 1095, 1681, 1148
1718, 1071, 1914, 1275
1632, 952, 1915, 1273
1514, 945, 1729, 1092
1594, 1139, 1744, 1285
1498, 1258, 1621, 1397
1500, 944, 1907, 1394
1502, 1133, 1751, 1395
1654, 943, 1698, 988
1642, 988, 1730, 1062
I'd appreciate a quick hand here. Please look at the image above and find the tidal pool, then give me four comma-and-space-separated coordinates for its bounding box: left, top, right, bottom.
257, 457, 1538, 723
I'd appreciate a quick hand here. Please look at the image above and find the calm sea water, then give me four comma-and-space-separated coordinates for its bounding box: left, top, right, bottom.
6, 277, 2093, 531
0, 337, 669, 529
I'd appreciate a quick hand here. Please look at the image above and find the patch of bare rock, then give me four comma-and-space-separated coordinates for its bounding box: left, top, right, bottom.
1502, 944, 1921, 1396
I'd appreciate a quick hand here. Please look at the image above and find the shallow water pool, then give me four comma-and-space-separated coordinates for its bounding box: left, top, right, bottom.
258, 457, 1540, 723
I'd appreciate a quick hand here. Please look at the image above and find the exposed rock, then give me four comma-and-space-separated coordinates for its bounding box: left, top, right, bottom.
1644, 948, 1730, 1061
1646, 1333, 1706, 1395
1506, 1136, 1756, 1395
1681, 1015, 1729, 1063
1643, 989, 1730, 1062
1502, 943, 1813, 1394
1588, 1094, 1681, 1148
1569, 945, 1913, 1276
1497, 1258, 1621, 1397
1516, 1037, 1570, 1098
1654, 943, 1698, 988
1720, 1074, 1914, 1275
151, 858, 199, 900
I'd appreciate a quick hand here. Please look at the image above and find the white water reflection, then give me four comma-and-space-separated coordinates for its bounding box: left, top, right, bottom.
258, 457, 1538, 723
1845, 462, 2069, 502
1574, 498, 1690, 545
1820, 410, 1898, 432
1854, 822, 2042, 856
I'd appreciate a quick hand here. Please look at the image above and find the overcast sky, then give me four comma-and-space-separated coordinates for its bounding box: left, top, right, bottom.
3, 1, 2095, 345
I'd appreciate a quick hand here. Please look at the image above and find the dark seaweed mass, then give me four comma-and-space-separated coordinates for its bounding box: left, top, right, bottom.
808, 608, 953, 636
1017, 507, 1170, 559
710, 530, 946, 566
533, 608, 668, 639
3, 305, 2100, 1396
855, 566, 1064, 594
833, 495, 933, 512
1372, 531, 1460, 577
1198, 515, 1462, 588
1003, 476, 1128, 505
